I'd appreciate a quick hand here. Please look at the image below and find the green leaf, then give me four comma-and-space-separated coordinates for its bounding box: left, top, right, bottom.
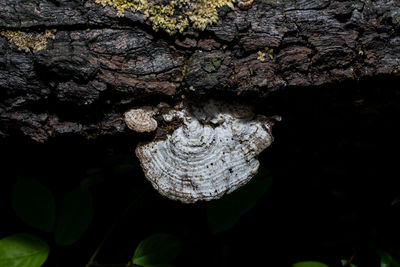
341, 259, 357, 267
12, 178, 56, 232
293, 261, 330, 267
81, 168, 105, 188
0, 234, 49, 267
207, 168, 273, 234
376, 249, 400, 267
132, 234, 182, 266
54, 187, 93, 246
381, 252, 392, 267
392, 195, 400, 206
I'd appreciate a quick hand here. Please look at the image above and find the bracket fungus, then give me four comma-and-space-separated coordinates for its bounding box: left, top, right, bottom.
124, 107, 158, 132
130, 100, 277, 203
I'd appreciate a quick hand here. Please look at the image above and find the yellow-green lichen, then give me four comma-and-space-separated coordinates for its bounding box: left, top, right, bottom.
257, 47, 274, 62
257, 51, 267, 62
391, 65, 399, 74
95, 0, 235, 35
265, 47, 274, 59
0, 30, 55, 53
181, 63, 187, 79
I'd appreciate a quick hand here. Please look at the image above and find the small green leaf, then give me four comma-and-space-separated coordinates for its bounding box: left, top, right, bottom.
54, 187, 93, 246
293, 261, 330, 267
132, 234, 182, 266
341, 259, 357, 267
207, 168, 273, 234
81, 168, 105, 189
12, 178, 56, 232
0, 234, 49, 267
392, 195, 400, 206
376, 250, 400, 267
381, 252, 392, 267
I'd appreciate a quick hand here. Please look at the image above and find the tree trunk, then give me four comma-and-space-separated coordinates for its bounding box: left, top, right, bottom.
1, 0, 399, 142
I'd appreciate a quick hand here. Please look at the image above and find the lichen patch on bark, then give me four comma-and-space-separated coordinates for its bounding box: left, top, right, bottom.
94, 0, 235, 35
0, 30, 55, 53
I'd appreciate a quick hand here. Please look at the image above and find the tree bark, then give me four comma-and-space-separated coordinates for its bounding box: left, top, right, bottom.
0, 0, 399, 142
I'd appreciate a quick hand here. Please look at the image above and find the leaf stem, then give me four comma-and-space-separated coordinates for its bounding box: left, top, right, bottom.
85, 187, 149, 267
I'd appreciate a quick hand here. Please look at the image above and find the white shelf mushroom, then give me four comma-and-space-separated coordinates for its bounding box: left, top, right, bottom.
134, 100, 276, 203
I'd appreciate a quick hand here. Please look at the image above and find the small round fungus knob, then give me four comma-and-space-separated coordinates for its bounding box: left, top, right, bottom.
124, 107, 158, 133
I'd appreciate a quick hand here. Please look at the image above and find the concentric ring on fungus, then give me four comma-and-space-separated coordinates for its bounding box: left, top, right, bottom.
134, 100, 276, 203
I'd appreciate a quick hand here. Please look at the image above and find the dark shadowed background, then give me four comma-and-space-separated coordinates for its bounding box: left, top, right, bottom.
1, 77, 400, 267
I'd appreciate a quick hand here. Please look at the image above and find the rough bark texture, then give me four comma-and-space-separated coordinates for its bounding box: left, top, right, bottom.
0, 0, 399, 142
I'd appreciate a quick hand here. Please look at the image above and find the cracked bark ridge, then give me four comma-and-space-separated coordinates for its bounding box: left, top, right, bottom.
1, 0, 399, 142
